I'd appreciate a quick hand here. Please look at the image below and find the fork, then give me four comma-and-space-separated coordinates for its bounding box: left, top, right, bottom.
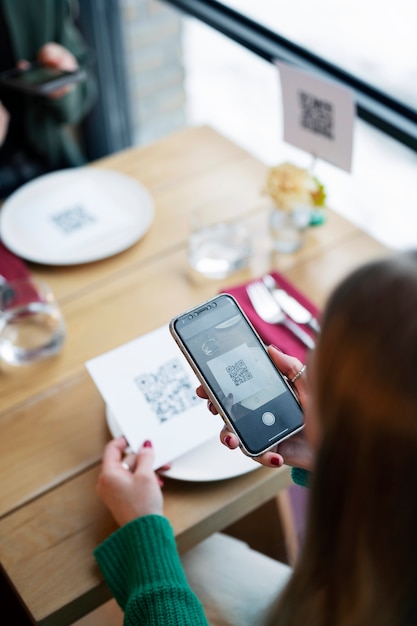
262, 274, 321, 333
247, 281, 315, 350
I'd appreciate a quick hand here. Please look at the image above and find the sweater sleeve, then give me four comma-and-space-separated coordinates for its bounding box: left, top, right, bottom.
291, 467, 311, 487
94, 515, 209, 626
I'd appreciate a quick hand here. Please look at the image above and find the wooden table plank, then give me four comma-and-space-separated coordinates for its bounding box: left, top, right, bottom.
0, 463, 291, 625
0, 373, 106, 517
89, 125, 249, 190
284, 230, 391, 309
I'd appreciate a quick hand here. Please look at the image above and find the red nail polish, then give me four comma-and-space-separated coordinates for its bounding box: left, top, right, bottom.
143, 440, 152, 448
224, 436, 232, 448
270, 457, 281, 467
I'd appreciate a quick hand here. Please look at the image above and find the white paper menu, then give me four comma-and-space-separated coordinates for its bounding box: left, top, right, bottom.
86, 324, 219, 469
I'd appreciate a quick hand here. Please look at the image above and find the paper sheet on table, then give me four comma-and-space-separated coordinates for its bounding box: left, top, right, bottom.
86, 324, 220, 469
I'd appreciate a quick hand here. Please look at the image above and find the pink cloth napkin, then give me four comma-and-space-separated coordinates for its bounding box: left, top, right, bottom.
0, 240, 30, 281
222, 271, 320, 362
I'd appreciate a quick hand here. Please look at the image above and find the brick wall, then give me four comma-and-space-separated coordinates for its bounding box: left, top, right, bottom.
119, 0, 187, 146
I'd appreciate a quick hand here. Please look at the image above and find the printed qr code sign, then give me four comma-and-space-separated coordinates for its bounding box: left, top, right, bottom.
299, 91, 334, 140
276, 60, 355, 172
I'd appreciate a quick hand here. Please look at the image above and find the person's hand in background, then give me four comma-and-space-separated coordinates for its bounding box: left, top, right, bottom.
0, 100, 10, 146
16, 42, 79, 100
38, 42, 78, 99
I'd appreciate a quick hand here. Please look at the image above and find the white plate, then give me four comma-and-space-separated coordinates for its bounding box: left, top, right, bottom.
0, 168, 154, 265
105, 405, 259, 482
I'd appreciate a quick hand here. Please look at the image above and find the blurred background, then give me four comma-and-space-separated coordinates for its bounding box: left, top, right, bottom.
76, 0, 417, 251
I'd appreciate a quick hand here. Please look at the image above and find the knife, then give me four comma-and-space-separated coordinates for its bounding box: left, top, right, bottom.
263, 274, 321, 333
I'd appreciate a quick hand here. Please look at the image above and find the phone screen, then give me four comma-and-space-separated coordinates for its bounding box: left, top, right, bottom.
170, 293, 304, 456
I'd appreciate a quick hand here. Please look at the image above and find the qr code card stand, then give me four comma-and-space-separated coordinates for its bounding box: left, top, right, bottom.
275, 60, 355, 173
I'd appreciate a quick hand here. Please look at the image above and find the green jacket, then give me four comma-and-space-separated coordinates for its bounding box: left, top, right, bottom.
2, 0, 97, 167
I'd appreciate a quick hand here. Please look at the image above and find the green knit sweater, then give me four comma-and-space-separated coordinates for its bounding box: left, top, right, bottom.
94, 515, 209, 625
94, 471, 310, 624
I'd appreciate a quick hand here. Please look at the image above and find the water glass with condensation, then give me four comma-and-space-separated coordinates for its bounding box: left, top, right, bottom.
188, 197, 252, 280
0, 278, 66, 366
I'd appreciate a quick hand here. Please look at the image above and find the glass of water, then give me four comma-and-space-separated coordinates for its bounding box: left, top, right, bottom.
188, 197, 252, 280
0, 278, 66, 366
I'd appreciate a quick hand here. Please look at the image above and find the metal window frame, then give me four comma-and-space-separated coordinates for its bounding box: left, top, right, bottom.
162, 0, 417, 152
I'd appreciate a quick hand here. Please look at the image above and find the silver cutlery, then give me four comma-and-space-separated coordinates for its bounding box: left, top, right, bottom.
246, 281, 316, 350
263, 274, 320, 333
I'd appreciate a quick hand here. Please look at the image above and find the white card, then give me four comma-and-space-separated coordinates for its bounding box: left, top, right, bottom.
86, 324, 220, 469
276, 60, 355, 172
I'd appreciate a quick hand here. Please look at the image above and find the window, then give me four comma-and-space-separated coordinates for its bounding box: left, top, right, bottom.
160, 0, 417, 249
219, 0, 417, 113
164, 0, 417, 151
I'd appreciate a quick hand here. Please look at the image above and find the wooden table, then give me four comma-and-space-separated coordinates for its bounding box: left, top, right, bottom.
0, 126, 389, 625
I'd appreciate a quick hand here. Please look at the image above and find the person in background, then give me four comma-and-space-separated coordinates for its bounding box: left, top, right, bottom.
94, 249, 417, 625
0, 0, 97, 198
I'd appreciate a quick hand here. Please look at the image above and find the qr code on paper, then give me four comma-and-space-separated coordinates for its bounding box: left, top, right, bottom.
134, 358, 200, 423
226, 359, 253, 386
51, 205, 96, 235
298, 91, 334, 140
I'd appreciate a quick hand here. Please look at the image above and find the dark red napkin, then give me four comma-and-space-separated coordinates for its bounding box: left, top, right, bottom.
0, 240, 30, 281
222, 271, 320, 362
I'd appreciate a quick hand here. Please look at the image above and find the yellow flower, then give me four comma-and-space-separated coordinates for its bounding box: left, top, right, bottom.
264, 162, 326, 212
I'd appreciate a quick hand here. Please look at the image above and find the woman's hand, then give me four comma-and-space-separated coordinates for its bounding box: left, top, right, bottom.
196, 345, 314, 471
0, 100, 10, 146
37, 42, 79, 99
96, 436, 165, 527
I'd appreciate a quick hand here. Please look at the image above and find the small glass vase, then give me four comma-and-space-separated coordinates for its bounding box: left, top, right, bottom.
269, 204, 311, 253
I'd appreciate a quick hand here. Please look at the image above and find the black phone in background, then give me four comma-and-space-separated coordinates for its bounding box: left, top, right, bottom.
0, 63, 87, 96
170, 293, 304, 457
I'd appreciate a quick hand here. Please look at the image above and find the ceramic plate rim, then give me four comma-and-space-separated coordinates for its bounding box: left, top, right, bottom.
0, 168, 154, 265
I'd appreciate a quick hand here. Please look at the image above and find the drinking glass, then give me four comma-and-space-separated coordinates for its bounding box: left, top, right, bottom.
269, 204, 311, 253
188, 197, 252, 279
0, 278, 66, 366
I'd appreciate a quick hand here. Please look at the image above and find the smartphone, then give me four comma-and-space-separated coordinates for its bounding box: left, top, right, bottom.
0, 63, 86, 96
169, 293, 304, 457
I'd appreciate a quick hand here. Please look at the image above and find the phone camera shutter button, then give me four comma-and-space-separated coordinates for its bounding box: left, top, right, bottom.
262, 412, 276, 426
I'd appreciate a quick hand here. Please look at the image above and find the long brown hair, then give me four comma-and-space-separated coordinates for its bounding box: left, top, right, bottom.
267, 251, 417, 626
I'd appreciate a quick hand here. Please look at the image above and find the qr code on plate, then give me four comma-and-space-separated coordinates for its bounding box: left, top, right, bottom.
134, 358, 200, 423
50, 205, 96, 235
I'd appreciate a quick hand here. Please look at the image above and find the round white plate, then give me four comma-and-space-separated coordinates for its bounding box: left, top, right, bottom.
0, 168, 154, 265
105, 406, 259, 482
